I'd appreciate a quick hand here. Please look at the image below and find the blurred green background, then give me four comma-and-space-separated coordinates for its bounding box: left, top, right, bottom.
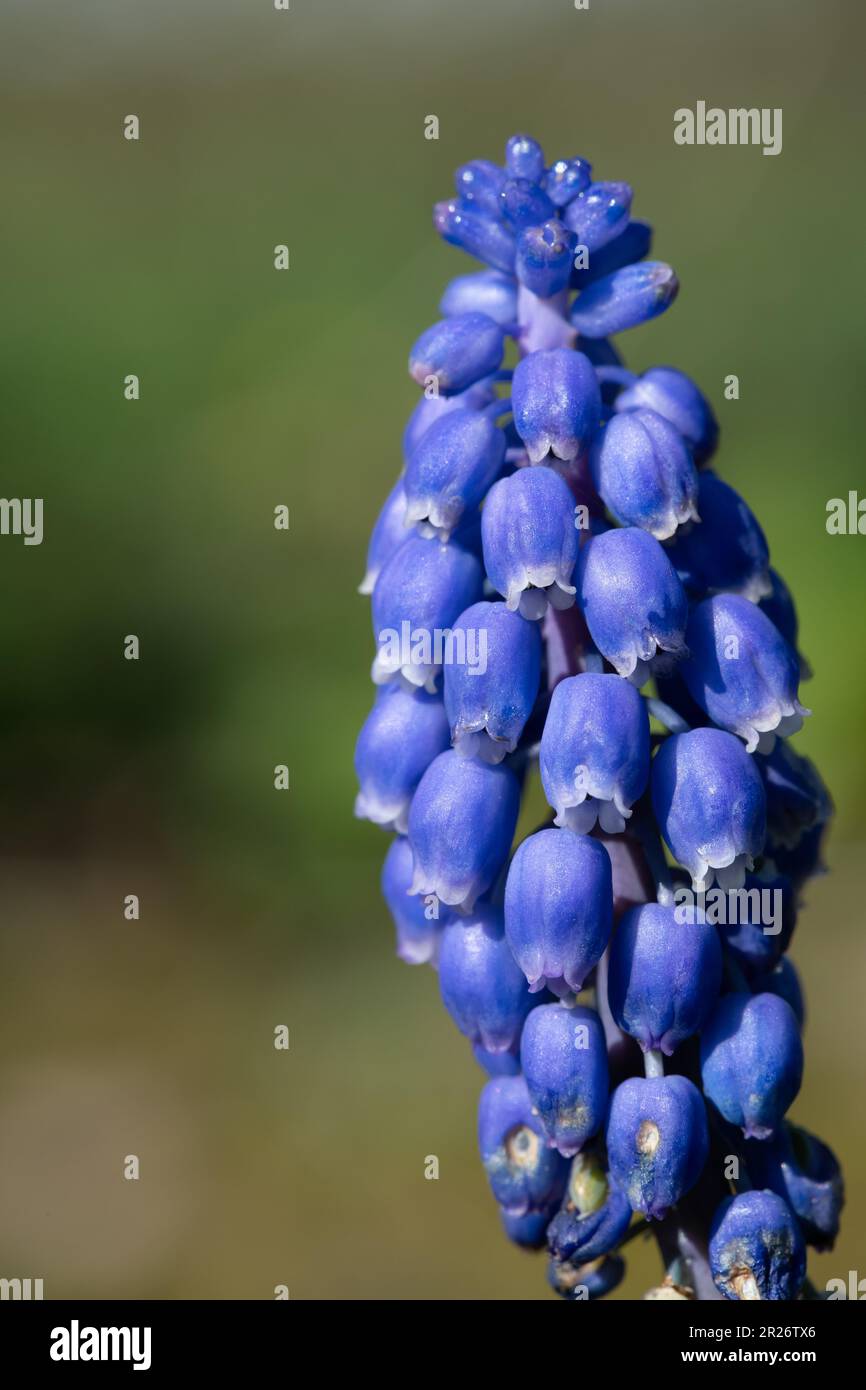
0, 0, 864, 1299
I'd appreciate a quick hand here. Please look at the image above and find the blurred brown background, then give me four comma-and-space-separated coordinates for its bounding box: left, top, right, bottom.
0, 0, 864, 1298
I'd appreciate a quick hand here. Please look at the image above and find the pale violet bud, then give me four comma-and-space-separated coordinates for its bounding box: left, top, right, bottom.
499, 178, 556, 231
454, 159, 507, 217
409, 313, 506, 396
577, 527, 688, 684
505, 133, 545, 183
512, 348, 601, 464
443, 601, 542, 762
516, 220, 576, 298
504, 828, 613, 997
481, 465, 579, 619
408, 750, 521, 911
404, 408, 506, 540
539, 673, 650, 833
439, 270, 519, 326
371, 535, 484, 689
544, 156, 592, 207
682, 594, 810, 754
434, 200, 517, 274
570, 261, 679, 338
562, 181, 633, 253
589, 409, 700, 540
652, 728, 767, 891
354, 684, 451, 832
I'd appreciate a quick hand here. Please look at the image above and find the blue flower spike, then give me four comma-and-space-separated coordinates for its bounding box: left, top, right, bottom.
539, 673, 650, 832
504, 828, 613, 997
481, 465, 579, 619
709, 1191, 806, 1301
358, 130, 839, 1299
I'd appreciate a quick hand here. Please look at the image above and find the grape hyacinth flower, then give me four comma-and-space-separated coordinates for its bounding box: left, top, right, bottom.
578, 526, 689, 684
709, 1191, 806, 1301
652, 727, 766, 890
407, 750, 520, 911
403, 407, 506, 539
511, 347, 600, 465
504, 828, 613, 997
520, 1002, 609, 1157
355, 130, 839, 1300
665, 470, 771, 601
589, 408, 700, 540
682, 593, 810, 753
438, 907, 534, 1053
478, 1074, 569, 1217
607, 902, 723, 1055
700, 991, 804, 1140
380, 835, 449, 965
354, 682, 450, 832
408, 313, 505, 396
606, 1075, 709, 1220
744, 1124, 844, 1251
443, 600, 542, 761
371, 533, 483, 688
539, 672, 650, 832
613, 365, 719, 464
481, 464, 579, 619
